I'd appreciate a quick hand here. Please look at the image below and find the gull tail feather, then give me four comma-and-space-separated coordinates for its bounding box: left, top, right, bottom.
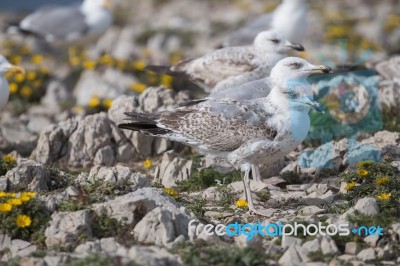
118, 112, 171, 136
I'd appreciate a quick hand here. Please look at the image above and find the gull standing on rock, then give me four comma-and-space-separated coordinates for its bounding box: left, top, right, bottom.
0, 56, 25, 111
147, 31, 304, 93
118, 57, 332, 215
222, 0, 308, 47
8, 0, 113, 47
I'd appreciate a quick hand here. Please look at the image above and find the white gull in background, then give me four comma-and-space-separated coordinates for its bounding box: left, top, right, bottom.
147, 31, 304, 93
9, 0, 113, 47
0, 56, 25, 111
119, 57, 331, 215
222, 0, 308, 47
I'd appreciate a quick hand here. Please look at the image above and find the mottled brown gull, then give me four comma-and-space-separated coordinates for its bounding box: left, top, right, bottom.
222, 0, 308, 47
119, 57, 331, 215
147, 31, 304, 93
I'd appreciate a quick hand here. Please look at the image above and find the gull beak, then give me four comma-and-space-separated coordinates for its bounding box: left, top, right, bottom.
102, 0, 112, 10
309, 65, 333, 74
285, 41, 305, 51
5, 65, 25, 75
301, 97, 325, 113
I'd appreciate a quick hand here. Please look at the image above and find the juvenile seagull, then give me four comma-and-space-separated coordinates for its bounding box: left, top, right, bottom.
9, 0, 113, 46
222, 0, 308, 47
147, 31, 304, 93
119, 57, 331, 215
0, 56, 25, 111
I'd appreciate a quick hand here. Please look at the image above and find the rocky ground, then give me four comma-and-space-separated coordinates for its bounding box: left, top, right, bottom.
0, 0, 400, 265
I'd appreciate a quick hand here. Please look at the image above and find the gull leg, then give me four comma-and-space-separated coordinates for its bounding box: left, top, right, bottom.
251, 164, 262, 182
243, 168, 254, 210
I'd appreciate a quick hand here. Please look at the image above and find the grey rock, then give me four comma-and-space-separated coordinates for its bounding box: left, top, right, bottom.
74, 240, 101, 254
83, 164, 148, 190
201, 187, 224, 202
278, 244, 309, 266
133, 207, 178, 246
2, 158, 51, 192
27, 116, 52, 135
154, 151, 192, 187
302, 238, 320, 253
281, 236, 303, 248
91, 187, 191, 245
45, 210, 92, 249
298, 206, 325, 216
357, 247, 376, 262
18, 257, 46, 266
9, 239, 37, 258
320, 236, 339, 255
354, 197, 380, 216
41, 80, 73, 112
364, 234, 380, 247
32, 113, 134, 170
128, 245, 181, 266
0, 119, 37, 156
345, 241, 362, 255
0, 234, 11, 252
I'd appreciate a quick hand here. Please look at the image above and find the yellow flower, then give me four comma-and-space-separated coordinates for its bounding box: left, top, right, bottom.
26, 71, 37, 81
20, 86, 32, 98
98, 54, 114, 66
70, 56, 81, 67
102, 98, 113, 109
116, 60, 126, 71
0, 192, 6, 197
20, 46, 30, 55
357, 169, 368, 176
21, 192, 37, 198
31, 55, 43, 65
2, 154, 16, 164
16, 214, 32, 228
375, 176, 390, 186
87, 96, 100, 108
133, 60, 146, 71
39, 67, 49, 75
0, 203, 12, 213
161, 75, 173, 89
18, 195, 31, 202
143, 159, 152, 169
10, 55, 22, 65
130, 82, 147, 93
7, 198, 22, 206
344, 181, 357, 191
83, 60, 97, 70
164, 188, 179, 200
236, 199, 248, 209
9, 83, 18, 94
14, 73, 25, 83
6, 192, 16, 198
377, 193, 392, 200
355, 161, 373, 169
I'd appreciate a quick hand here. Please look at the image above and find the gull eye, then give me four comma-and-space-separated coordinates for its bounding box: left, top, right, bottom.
270, 39, 280, 43
283, 90, 296, 97
289, 62, 301, 69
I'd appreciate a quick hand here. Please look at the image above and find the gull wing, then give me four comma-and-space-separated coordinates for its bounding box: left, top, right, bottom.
20, 5, 88, 42
171, 47, 258, 88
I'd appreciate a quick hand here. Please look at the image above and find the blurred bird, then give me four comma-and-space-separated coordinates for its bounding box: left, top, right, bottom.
221, 0, 308, 47
8, 0, 113, 47
119, 57, 331, 215
147, 31, 304, 93
0, 56, 25, 111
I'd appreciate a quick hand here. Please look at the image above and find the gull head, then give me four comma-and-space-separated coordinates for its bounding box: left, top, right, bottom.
0, 56, 25, 76
83, 0, 113, 10
270, 57, 332, 113
253, 31, 304, 54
